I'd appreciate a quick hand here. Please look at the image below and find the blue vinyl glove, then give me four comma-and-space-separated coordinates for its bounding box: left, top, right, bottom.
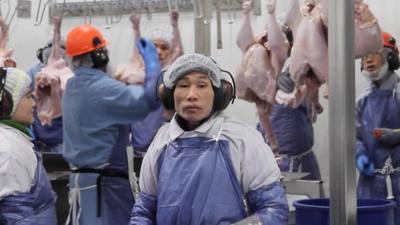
277, 71, 295, 93
136, 38, 161, 110
356, 154, 375, 176
136, 38, 160, 70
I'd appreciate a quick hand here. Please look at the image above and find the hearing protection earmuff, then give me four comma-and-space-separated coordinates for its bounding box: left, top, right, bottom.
157, 65, 236, 111
36, 43, 66, 64
90, 37, 109, 68
0, 67, 13, 119
387, 51, 400, 71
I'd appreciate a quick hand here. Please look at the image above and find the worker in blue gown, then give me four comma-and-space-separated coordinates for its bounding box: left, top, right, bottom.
130, 53, 288, 225
266, 67, 321, 180
62, 24, 160, 225
356, 31, 400, 225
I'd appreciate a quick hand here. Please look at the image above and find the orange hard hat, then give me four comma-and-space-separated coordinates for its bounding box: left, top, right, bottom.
382, 31, 398, 53
66, 24, 107, 57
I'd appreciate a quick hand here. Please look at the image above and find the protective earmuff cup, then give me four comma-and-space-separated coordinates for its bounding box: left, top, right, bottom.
36, 48, 44, 63
158, 84, 175, 110
0, 89, 13, 119
213, 80, 234, 111
387, 51, 400, 71
90, 48, 109, 68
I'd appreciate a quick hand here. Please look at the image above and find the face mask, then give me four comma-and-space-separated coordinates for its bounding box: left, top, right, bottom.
362, 62, 389, 82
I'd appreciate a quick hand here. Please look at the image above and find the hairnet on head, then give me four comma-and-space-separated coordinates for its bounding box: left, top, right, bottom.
4, 68, 32, 115
163, 53, 222, 88
150, 28, 172, 45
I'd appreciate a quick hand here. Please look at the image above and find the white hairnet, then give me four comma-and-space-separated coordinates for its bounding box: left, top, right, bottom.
3, 68, 32, 115
150, 28, 172, 45
163, 53, 222, 88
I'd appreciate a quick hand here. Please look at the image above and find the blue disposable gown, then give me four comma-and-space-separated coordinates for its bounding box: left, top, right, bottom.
356, 72, 400, 225
62, 65, 160, 225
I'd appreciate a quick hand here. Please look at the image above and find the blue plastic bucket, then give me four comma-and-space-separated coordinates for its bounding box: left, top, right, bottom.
293, 198, 395, 225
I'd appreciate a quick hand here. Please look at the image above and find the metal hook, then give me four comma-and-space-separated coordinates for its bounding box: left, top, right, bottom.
59, 0, 67, 18
104, 0, 113, 29
6, 0, 18, 26
167, 0, 178, 12
34, 0, 49, 26
4, 0, 10, 22
87, 0, 93, 24
192, 0, 203, 19
112, 0, 126, 24
136, 0, 143, 18
227, 0, 236, 24
0, 0, 2, 17
174, 0, 178, 11
166, 0, 171, 12
83, 0, 88, 24
144, 6, 152, 20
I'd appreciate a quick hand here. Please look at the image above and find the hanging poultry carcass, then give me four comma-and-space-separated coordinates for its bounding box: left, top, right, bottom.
114, 10, 184, 85
354, 0, 382, 58
277, 0, 382, 111
35, 16, 74, 126
0, 16, 16, 67
114, 14, 145, 85
236, 0, 289, 153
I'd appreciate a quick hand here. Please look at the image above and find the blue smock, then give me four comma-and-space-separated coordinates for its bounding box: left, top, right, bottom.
356, 72, 400, 225
62, 64, 159, 225
130, 113, 288, 225
0, 153, 57, 225
130, 106, 166, 157
268, 103, 321, 180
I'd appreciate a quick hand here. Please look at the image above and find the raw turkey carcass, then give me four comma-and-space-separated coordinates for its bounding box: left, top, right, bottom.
35, 16, 74, 126
236, 0, 289, 153
0, 16, 15, 67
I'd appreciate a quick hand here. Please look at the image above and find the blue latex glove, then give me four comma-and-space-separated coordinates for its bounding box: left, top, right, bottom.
356, 154, 375, 176
136, 38, 161, 110
136, 38, 160, 70
277, 71, 295, 93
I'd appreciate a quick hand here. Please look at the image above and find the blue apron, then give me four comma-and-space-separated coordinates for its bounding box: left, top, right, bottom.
67, 126, 133, 225
131, 106, 165, 157
357, 89, 400, 225
0, 153, 57, 225
32, 111, 63, 153
155, 137, 248, 225
269, 104, 320, 180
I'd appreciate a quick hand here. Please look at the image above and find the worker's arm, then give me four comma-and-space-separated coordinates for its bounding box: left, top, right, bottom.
232, 182, 288, 225
229, 123, 288, 225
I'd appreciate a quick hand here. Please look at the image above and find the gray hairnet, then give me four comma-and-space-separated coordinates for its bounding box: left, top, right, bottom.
163, 53, 222, 88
